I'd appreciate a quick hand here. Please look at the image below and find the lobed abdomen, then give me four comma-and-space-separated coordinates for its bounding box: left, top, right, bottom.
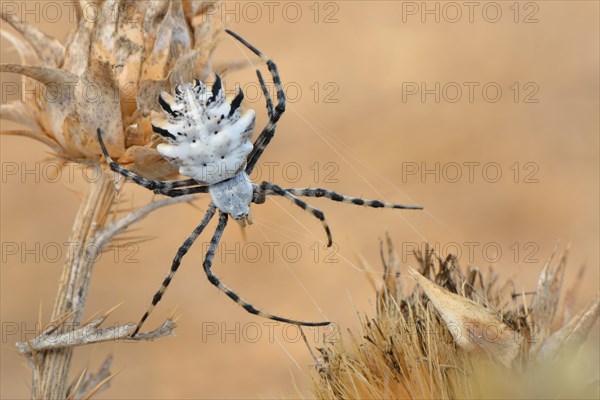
151, 77, 255, 185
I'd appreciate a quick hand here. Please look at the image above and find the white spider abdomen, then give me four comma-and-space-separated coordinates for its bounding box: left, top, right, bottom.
152, 76, 255, 185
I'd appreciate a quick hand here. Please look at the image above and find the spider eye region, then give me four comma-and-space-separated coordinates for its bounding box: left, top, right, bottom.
208, 171, 253, 219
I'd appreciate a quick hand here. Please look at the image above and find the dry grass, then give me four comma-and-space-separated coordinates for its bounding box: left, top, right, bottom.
309, 237, 599, 399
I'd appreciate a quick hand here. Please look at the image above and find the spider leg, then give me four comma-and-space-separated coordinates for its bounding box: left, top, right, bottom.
154, 185, 209, 197
284, 187, 423, 210
204, 211, 330, 327
257, 69, 274, 117
97, 128, 206, 194
225, 30, 285, 174
131, 204, 217, 337
259, 182, 333, 247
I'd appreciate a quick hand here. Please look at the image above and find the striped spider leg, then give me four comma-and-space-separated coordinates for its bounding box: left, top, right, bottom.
96, 128, 208, 197
203, 210, 329, 326
283, 188, 423, 211
131, 203, 217, 337
224, 29, 286, 175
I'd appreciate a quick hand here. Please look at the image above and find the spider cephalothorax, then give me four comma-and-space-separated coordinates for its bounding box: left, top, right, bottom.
97, 30, 423, 337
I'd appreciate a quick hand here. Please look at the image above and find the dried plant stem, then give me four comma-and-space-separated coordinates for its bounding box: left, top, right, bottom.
18, 317, 176, 355
36, 173, 116, 399
29, 173, 197, 398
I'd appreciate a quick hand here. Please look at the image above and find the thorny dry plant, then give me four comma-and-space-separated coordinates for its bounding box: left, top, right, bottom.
1, 1, 227, 398
309, 237, 599, 399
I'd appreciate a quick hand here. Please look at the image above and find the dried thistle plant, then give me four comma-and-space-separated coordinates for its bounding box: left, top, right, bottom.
310, 237, 599, 399
1, 1, 224, 398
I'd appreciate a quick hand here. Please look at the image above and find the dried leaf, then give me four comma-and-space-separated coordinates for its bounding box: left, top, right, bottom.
170, 50, 203, 85
409, 267, 522, 367
122, 120, 148, 148
70, 59, 124, 157
0, 63, 79, 147
0, 28, 38, 65
67, 355, 113, 400
562, 264, 586, 325
168, 0, 193, 57
0, 129, 61, 153
530, 247, 568, 350
0, 28, 42, 112
114, 1, 145, 118
0, 102, 41, 131
1, 10, 65, 67
119, 145, 178, 179
135, 79, 170, 117
142, 0, 170, 57
536, 297, 599, 364
0, 63, 78, 88
141, 0, 191, 80
62, 6, 94, 76
190, 4, 223, 56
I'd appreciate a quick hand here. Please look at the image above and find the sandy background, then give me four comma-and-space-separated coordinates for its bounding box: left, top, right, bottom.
1, 1, 598, 398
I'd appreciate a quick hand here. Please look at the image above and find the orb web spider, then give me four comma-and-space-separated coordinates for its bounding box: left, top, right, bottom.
97, 30, 422, 337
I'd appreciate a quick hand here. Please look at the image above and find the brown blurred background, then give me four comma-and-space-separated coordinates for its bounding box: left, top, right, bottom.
1, 1, 598, 398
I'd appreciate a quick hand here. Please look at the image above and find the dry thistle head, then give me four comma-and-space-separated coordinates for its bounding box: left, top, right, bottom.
1, 1, 221, 179
312, 237, 599, 399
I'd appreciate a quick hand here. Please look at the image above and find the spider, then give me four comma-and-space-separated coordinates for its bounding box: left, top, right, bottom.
97, 30, 422, 337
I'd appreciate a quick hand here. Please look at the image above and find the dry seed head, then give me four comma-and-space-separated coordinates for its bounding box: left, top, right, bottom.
310, 237, 599, 399
1, 1, 223, 179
